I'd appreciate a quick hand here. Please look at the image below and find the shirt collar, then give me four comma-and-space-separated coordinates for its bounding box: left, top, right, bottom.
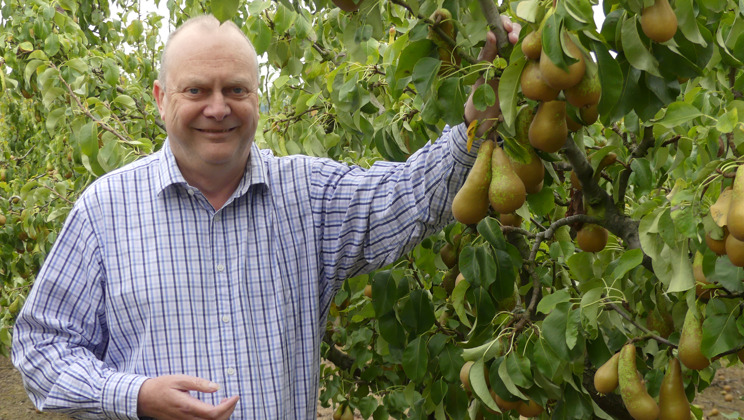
156, 139, 269, 198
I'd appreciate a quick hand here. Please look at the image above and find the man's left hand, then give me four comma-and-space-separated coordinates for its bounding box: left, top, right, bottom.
463, 15, 522, 138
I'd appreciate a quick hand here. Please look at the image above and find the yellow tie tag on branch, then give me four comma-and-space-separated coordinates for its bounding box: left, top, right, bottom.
466, 120, 479, 153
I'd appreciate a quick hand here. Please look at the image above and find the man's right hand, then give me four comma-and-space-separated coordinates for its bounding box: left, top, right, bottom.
137, 375, 239, 420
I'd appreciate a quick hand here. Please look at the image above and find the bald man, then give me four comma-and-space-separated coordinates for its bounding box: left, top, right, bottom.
12, 14, 520, 419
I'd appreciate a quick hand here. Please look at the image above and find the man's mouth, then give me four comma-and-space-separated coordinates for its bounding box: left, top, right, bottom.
196, 127, 236, 133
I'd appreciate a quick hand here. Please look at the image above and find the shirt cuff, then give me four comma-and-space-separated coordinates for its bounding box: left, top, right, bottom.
101, 371, 149, 419
449, 123, 482, 167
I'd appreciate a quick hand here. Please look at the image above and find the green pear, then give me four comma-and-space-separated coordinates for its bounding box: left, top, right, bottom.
641, 0, 678, 43
489, 146, 526, 214
618, 344, 660, 420
529, 100, 568, 153
659, 357, 690, 420
727, 165, 744, 241
452, 140, 494, 225
678, 308, 710, 370
539, 32, 586, 90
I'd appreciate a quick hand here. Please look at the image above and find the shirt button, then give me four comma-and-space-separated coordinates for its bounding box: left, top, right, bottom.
227, 368, 236, 376
217, 264, 225, 272
222, 315, 230, 323
187, 189, 195, 196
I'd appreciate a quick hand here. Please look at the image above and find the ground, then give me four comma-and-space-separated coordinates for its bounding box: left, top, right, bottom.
1, 355, 741, 419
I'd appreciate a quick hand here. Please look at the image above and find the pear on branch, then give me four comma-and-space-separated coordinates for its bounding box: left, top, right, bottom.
640, 0, 678, 43
428, 9, 460, 75
452, 140, 494, 225
489, 146, 526, 214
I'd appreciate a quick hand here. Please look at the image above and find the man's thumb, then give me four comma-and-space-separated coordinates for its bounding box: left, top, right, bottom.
477, 31, 499, 63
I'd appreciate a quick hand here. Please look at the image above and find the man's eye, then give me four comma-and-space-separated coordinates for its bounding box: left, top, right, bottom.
188, 88, 200, 95
232, 87, 245, 95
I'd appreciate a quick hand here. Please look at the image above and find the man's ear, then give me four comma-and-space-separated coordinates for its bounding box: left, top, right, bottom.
153, 80, 166, 119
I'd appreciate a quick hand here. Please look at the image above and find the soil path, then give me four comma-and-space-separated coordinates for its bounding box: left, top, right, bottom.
1, 355, 742, 419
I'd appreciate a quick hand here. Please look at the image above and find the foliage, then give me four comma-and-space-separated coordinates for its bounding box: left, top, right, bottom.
2, 0, 744, 418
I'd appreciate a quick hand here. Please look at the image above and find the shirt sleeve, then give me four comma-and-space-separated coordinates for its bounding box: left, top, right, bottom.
11, 196, 148, 420
310, 123, 479, 283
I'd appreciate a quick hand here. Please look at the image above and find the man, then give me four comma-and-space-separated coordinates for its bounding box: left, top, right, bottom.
12, 14, 520, 419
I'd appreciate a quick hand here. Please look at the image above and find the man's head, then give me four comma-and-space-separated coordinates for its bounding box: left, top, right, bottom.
153, 15, 260, 182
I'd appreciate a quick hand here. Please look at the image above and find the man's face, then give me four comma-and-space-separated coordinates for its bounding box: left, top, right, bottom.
154, 24, 259, 174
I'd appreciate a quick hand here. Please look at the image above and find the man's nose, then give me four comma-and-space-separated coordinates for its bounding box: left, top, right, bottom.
203, 92, 230, 120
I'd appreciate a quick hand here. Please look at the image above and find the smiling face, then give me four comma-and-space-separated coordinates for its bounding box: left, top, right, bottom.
154, 19, 259, 180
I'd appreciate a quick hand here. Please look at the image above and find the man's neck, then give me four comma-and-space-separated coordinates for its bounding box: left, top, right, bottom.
180, 161, 247, 211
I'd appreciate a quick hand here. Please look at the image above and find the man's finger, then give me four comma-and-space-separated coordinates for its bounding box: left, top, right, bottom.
477, 31, 498, 62
174, 375, 220, 393
213, 395, 240, 420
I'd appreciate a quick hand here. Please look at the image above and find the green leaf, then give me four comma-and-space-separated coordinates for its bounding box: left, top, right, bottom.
112, 94, 136, 110
655, 102, 703, 128
250, 18, 272, 56
477, 217, 506, 249
542, 302, 571, 360
402, 336, 428, 382
378, 311, 406, 349
469, 358, 501, 412
438, 344, 465, 382
620, 16, 661, 77
526, 185, 555, 216
459, 244, 497, 288
716, 108, 738, 134
504, 351, 532, 389
566, 252, 595, 283
395, 39, 437, 80
472, 84, 495, 112
610, 249, 644, 281
708, 258, 744, 293
400, 290, 435, 336
536, 289, 571, 314
411, 57, 439, 98
498, 57, 526, 126
702, 299, 744, 358
371, 270, 396, 316
675, 0, 707, 45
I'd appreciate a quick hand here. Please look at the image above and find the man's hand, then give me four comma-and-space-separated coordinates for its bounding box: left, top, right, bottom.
464, 15, 522, 138
137, 375, 239, 420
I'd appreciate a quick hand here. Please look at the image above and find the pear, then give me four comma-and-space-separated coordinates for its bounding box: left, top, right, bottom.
641, 0, 678, 43
618, 344, 660, 420
516, 399, 544, 417
705, 228, 728, 256
678, 308, 710, 370
529, 100, 568, 153
692, 251, 716, 300
428, 9, 460, 74
459, 360, 473, 392
580, 103, 599, 125
508, 145, 545, 194
594, 351, 620, 394
489, 146, 526, 214
659, 358, 691, 420
725, 234, 744, 267
452, 140, 494, 225
539, 32, 586, 90
332, 0, 363, 12
500, 213, 523, 227
727, 165, 744, 240
564, 61, 601, 108
521, 60, 560, 102
567, 112, 583, 132
577, 224, 609, 252
492, 391, 521, 411
521, 29, 542, 60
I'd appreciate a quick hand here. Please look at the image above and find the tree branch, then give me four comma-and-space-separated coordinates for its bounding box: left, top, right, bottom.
563, 135, 653, 272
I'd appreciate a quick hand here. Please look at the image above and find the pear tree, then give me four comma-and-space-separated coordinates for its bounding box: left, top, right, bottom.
2, 0, 744, 419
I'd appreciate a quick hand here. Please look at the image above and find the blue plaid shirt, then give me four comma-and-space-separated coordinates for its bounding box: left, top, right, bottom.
12, 124, 475, 419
